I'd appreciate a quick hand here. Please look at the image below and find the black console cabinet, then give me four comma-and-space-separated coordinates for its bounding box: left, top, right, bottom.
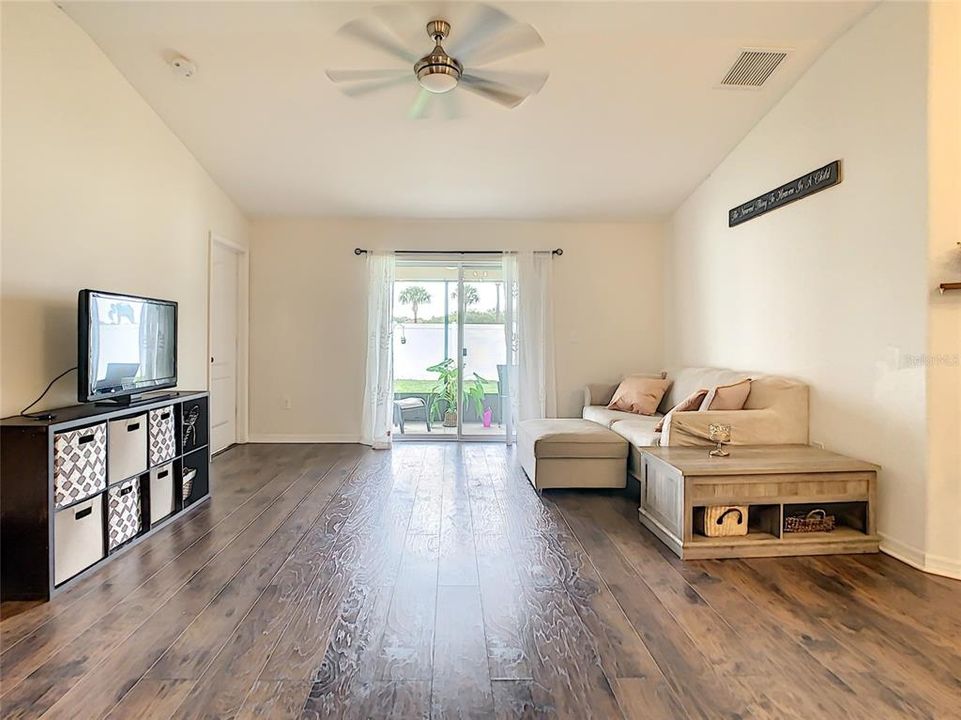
0, 391, 209, 600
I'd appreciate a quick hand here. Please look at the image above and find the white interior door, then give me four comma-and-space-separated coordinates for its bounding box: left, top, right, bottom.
210, 241, 239, 453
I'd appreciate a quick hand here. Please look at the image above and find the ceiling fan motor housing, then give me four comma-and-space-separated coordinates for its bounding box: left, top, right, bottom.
425, 19, 451, 41
414, 20, 462, 93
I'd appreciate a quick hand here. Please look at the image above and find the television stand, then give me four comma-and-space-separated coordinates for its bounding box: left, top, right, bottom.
1, 391, 210, 600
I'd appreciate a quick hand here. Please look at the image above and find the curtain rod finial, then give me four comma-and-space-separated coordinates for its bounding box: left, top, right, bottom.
355, 248, 366, 255
554, 248, 564, 256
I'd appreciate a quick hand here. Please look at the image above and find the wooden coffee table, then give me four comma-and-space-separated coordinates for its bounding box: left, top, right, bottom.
637, 445, 879, 559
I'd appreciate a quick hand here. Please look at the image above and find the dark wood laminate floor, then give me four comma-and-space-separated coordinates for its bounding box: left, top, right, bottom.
2, 443, 959, 720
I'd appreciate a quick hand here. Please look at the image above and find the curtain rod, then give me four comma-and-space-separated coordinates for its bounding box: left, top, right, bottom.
354, 248, 563, 256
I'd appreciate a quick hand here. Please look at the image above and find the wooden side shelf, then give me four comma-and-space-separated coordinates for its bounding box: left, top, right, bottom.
637, 445, 880, 560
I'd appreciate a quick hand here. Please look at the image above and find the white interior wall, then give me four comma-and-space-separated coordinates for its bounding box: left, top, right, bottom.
924, 0, 961, 579
666, 3, 933, 561
0, 2, 249, 417
248, 218, 666, 441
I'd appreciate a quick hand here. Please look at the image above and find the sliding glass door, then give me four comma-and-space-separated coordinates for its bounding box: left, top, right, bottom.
392, 258, 507, 441
458, 262, 510, 440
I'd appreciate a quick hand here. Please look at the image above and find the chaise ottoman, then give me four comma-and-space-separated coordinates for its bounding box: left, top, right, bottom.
518, 419, 629, 490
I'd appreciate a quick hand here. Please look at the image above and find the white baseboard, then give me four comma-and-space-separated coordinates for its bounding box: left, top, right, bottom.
923, 552, 961, 581
246, 433, 362, 444
879, 533, 961, 581
878, 532, 927, 570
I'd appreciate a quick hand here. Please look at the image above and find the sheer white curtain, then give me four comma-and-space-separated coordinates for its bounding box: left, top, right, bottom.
361, 251, 395, 449
502, 251, 556, 431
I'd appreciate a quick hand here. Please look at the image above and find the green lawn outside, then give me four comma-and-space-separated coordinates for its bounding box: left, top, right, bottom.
394, 378, 499, 394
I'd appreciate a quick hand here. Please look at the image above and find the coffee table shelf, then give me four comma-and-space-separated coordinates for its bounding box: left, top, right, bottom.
638, 445, 879, 560
690, 530, 778, 545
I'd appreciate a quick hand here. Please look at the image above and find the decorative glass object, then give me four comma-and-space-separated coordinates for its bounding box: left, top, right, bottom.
709, 424, 731, 457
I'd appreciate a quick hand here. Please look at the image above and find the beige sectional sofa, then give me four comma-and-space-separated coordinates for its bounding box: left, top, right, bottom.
517, 366, 809, 491
517, 419, 629, 490
583, 367, 809, 481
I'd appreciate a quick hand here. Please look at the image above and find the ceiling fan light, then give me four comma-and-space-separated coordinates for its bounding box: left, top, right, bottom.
418, 68, 459, 93
414, 41, 462, 94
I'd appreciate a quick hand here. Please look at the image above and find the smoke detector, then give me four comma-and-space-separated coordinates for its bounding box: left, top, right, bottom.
719, 48, 790, 88
169, 55, 197, 78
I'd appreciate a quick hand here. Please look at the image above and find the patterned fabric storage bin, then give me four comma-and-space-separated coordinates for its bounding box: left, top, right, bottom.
107, 479, 141, 550
108, 414, 147, 484
149, 463, 175, 524
54, 495, 105, 585
53, 423, 107, 509
148, 407, 176, 466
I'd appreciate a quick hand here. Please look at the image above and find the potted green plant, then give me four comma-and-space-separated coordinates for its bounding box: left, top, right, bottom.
426, 360, 491, 429
426, 358, 459, 427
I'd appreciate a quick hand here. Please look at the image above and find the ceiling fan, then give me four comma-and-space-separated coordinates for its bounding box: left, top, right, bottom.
326, 3, 548, 119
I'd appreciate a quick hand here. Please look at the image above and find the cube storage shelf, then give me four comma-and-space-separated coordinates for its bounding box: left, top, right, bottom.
1, 391, 209, 600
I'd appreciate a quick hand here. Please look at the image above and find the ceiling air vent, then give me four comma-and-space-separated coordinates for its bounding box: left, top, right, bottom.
720, 49, 789, 88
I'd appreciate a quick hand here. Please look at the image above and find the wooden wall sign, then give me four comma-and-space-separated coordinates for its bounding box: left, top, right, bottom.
729, 160, 842, 227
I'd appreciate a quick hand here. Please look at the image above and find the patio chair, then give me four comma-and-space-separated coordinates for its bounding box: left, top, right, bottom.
393, 397, 431, 434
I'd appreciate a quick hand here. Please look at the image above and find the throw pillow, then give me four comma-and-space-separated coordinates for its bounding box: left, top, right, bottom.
607, 376, 673, 416
654, 389, 708, 432
699, 378, 752, 411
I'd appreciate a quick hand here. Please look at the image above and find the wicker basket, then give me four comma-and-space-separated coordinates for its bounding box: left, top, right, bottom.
700, 505, 748, 537
784, 509, 836, 534
182, 468, 197, 502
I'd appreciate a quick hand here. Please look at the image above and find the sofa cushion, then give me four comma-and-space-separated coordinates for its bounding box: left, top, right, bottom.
607, 376, 672, 415
700, 379, 752, 411
743, 375, 808, 413
659, 367, 752, 414
610, 416, 662, 448
583, 405, 662, 428
519, 419, 628, 459
583, 372, 665, 408
654, 388, 708, 432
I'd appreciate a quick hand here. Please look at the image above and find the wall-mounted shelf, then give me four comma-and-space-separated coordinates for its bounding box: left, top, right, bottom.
939, 282, 961, 294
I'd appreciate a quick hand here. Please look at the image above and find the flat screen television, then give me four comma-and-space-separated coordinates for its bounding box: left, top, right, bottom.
78, 290, 178, 403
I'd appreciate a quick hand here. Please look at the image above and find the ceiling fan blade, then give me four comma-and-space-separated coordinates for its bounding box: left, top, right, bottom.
460, 74, 528, 109
442, 90, 462, 120
370, 4, 426, 53
463, 69, 548, 96
409, 88, 434, 119
338, 17, 418, 64
326, 69, 410, 83
340, 75, 414, 97
460, 24, 544, 67
449, 3, 513, 60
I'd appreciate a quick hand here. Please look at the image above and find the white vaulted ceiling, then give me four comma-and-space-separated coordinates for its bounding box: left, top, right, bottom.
62, 1, 874, 219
